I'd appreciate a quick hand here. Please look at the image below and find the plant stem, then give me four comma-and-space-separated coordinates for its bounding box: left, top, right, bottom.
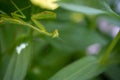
100, 31, 120, 65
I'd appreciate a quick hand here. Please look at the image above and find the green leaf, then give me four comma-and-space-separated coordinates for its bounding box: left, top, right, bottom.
50, 56, 105, 80
105, 65, 120, 80
3, 42, 32, 80
59, 0, 112, 15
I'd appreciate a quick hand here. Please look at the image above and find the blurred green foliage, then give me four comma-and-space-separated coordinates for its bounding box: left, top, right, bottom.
0, 0, 120, 80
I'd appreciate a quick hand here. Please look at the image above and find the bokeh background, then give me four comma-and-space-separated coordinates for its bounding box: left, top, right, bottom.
0, 0, 120, 80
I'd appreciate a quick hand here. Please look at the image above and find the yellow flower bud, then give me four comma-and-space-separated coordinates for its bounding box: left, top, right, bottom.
30, 0, 59, 10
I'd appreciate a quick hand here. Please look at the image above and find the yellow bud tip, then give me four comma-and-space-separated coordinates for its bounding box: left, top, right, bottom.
30, 0, 59, 10
52, 29, 59, 38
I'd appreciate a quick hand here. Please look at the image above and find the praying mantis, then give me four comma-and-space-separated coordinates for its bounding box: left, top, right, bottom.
0, 0, 59, 38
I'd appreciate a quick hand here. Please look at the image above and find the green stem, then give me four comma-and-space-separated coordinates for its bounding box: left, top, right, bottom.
100, 31, 120, 65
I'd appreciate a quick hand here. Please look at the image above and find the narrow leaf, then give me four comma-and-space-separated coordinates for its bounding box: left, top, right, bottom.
50, 56, 105, 80
3, 43, 32, 80
59, 0, 112, 15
